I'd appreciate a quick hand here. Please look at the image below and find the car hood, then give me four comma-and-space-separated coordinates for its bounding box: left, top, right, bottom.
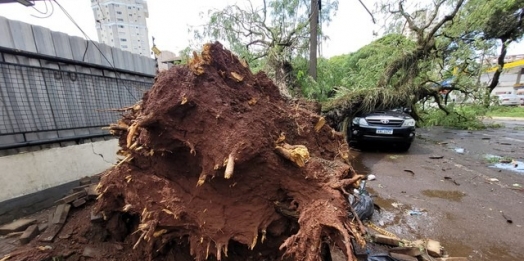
363, 110, 411, 119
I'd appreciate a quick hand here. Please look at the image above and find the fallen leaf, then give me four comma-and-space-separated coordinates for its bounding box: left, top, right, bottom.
403, 169, 415, 175
501, 212, 513, 224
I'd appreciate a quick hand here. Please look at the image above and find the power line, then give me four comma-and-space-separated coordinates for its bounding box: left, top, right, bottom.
52, 0, 141, 101
31, 0, 55, 19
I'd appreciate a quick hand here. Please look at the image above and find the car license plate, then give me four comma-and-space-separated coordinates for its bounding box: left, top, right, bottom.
376, 129, 393, 135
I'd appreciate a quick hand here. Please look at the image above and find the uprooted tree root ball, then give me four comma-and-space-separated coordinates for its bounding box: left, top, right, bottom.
13, 42, 368, 261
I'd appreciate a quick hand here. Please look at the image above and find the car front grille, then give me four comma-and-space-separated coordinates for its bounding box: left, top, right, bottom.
366, 119, 404, 127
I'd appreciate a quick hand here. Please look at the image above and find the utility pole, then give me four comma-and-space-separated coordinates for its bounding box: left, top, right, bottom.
308, 0, 319, 80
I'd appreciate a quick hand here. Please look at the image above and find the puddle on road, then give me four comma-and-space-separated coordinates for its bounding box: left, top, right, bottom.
350, 154, 370, 175
485, 154, 524, 174
492, 162, 524, 174
421, 190, 465, 202
367, 187, 432, 240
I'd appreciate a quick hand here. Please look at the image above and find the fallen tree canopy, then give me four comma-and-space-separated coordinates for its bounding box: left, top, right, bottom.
321, 85, 443, 127
8, 42, 366, 261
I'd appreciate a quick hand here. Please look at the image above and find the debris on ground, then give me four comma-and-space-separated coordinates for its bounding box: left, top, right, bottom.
0, 219, 36, 235
403, 169, 415, 175
501, 212, 513, 224
454, 148, 465, 154
429, 155, 444, 159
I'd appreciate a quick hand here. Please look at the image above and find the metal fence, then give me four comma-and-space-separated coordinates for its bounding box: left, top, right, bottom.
0, 61, 153, 150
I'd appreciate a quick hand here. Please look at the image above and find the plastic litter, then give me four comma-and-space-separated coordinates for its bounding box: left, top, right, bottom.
454, 148, 465, 154
367, 174, 377, 181
348, 180, 374, 221
367, 253, 401, 261
408, 210, 423, 216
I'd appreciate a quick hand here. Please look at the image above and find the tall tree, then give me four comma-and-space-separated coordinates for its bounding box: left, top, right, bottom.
309, 0, 319, 80
321, 0, 524, 126
195, 0, 338, 96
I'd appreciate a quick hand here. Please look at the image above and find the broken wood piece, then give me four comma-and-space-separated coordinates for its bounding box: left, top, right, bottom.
413, 239, 441, 257
426, 239, 442, 257
51, 204, 71, 225
389, 247, 422, 257
274, 143, 310, 167
55, 190, 87, 204
71, 184, 90, 193
72, 198, 87, 208
390, 253, 418, 261
19, 224, 40, 245
90, 211, 104, 223
435, 257, 469, 261
4, 231, 23, 238
224, 153, 235, 179
85, 184, 99, 198
0, 219, 37, 235
79, 177, 92, 186
373, 234, 404, 247
40, 204, 71, 242
38, 223, 48, 233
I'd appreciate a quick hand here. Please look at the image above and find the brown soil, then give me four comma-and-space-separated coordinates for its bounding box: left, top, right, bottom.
8, 42, 365, 261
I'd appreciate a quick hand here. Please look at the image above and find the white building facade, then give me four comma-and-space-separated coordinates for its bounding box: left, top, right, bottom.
91, 0, 150, 56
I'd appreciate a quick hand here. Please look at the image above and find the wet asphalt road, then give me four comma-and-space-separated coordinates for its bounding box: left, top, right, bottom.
352, 119, 524, 260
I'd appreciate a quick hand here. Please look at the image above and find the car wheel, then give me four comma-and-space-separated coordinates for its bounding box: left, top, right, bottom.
398, 142, 411, 152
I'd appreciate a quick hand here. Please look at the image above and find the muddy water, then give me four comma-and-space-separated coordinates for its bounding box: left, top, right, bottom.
421, 189, 465, 202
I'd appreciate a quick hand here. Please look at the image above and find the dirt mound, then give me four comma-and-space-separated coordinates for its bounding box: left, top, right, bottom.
9, 42, 366, 261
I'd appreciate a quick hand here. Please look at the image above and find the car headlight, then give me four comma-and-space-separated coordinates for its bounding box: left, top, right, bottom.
352, 117, 368, 126
402, 118, 416, 127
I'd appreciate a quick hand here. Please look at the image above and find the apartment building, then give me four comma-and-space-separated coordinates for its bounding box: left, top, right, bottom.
91, 0, 150, 56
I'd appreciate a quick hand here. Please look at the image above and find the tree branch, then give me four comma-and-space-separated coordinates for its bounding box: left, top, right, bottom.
427, 0, 465, 40
357, 0, 376, 24
487, 38, 510, 93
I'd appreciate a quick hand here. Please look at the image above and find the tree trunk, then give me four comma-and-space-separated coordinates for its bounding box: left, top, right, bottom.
309, 0, 318, 80
487, 39, 509, 93
484, 38, 509, 107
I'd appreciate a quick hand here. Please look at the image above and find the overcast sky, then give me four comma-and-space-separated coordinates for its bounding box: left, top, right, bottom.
0, 0, 522, 58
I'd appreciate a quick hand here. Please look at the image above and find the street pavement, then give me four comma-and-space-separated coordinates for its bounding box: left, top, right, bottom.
353, 119, 524, 260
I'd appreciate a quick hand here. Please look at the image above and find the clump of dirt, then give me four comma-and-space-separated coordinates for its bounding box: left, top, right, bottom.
8, 42, 366, 261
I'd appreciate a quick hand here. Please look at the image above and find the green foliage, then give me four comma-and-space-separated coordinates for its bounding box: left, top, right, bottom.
485, 106, 524, 118
193, 0, 338, 82
418, 104, 489, 130
293, 34, 417, 101
456, 0, 524, 40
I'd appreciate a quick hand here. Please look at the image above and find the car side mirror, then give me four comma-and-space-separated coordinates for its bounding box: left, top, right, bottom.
403, 108, 412, 113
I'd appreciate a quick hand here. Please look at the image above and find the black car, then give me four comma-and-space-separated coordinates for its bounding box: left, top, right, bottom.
346, 108, 416, 151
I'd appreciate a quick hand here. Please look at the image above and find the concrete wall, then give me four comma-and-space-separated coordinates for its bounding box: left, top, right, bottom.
0, 139, 118, 203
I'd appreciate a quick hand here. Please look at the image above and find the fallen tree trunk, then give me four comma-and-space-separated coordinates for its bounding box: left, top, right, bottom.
91, 42, 365, 260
